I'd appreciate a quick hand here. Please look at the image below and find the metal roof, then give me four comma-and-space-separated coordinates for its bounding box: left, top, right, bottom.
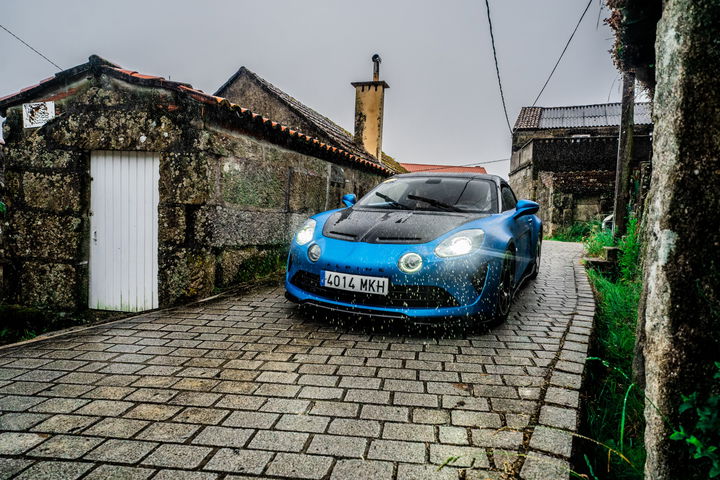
514, 102, 652, 130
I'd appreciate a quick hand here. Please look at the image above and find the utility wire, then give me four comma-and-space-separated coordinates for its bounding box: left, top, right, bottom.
531, 0, 593, 106
483, 0, 513, 135
0, 23, 62, 71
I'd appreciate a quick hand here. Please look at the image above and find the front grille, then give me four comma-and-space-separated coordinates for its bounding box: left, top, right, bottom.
290, 271, 459, 308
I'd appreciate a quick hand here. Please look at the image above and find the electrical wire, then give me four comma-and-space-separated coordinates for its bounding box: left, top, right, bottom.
483, 0, 513, 135
531, 0, 593, 106
0, 23, 62, 71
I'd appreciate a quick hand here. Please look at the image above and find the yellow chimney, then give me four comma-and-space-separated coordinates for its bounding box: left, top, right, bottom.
352, 54, 389, 161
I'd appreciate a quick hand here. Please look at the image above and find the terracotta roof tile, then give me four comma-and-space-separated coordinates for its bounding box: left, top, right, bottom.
0, 55, 391, 175
400, 163, 488, 174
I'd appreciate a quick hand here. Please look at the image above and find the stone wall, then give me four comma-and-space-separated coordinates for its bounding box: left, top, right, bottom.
536, 171, 615, 235
509, 135, 652, 233
0, 74, 384, 311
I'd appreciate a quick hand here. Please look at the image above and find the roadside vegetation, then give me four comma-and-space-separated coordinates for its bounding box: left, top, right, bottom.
0, 305, 109, 345
553, 218, 645, 479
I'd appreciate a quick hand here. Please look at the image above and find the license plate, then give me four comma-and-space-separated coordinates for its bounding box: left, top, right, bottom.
321, 270, 390, 296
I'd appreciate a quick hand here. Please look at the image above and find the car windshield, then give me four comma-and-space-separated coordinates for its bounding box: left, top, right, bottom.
355, 177, 498, 213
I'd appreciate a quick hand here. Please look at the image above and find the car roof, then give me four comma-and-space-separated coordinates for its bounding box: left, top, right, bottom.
392, 172, 506, 185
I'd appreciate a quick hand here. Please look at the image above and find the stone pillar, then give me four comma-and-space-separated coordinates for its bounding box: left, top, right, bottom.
641, 1, 720, 478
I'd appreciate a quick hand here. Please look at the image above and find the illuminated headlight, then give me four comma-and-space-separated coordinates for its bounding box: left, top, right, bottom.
398, 252, 423, 273
307, 244, 321, 262
295, 219, 316, 245
435, 229, 485, 257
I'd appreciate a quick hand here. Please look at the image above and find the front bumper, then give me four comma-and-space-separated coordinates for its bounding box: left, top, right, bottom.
285, 236, 503, 320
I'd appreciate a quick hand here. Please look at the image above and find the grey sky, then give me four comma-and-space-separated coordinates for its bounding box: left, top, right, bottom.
1, 0, 622, 178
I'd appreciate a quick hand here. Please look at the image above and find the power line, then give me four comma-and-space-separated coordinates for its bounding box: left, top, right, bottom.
0, 23, 62, 71
531, 0, 593, 106
483, 0, 513, 135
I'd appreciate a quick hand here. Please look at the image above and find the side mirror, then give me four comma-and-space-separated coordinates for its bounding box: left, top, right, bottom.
342, 193, 357, 208
514, 199, 539, 218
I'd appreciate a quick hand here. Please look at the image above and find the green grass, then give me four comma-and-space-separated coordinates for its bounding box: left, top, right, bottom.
578, 221, 645, 479
548, 220, 602, 242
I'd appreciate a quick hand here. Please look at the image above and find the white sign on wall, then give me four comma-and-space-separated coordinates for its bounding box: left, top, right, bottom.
22, 101, 55, 128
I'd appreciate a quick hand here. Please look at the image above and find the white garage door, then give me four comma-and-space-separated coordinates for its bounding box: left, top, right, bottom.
89, 151, 160, 311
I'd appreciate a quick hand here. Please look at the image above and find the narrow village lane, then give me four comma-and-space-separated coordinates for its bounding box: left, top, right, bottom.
0, 240, 592, 480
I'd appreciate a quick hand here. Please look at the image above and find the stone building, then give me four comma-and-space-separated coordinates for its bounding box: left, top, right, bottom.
509, 103, 653, 234
0, 55, 397, 312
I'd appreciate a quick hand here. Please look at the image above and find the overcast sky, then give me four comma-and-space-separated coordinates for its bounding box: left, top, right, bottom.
1, 0, 623, 178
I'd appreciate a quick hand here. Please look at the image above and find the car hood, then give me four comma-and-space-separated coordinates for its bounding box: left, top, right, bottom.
321, 208, 486, 244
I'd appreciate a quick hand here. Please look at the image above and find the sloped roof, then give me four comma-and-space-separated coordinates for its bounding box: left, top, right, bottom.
400, 163, 487, 174
0, 55, 392, 175
215, 67, 404, 173
514, 102, 652, 130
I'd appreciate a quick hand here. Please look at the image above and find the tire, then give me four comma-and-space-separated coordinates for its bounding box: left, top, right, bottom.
528, 238, 542, 280
486, 251, 515, 327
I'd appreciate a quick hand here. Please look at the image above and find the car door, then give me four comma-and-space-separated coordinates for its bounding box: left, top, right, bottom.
501, 185, 531, 282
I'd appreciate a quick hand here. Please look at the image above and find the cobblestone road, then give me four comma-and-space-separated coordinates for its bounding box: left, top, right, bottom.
0, 241, 592, 480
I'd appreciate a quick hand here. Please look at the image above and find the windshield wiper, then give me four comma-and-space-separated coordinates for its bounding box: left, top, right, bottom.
374, 192, 410, 210
407, 194, 463, 212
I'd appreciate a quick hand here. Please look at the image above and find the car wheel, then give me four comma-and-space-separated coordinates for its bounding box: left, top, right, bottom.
486, 251, 514, 327
528, 238, 542, 280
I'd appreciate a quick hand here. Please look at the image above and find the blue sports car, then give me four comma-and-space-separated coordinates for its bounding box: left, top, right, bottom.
284, 172, 542, 326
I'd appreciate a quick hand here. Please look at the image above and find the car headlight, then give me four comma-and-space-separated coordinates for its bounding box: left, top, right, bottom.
295, 219, 316, 245
434, 229, 485, 257
398, 252, 423, 273
308, 244, 321, 262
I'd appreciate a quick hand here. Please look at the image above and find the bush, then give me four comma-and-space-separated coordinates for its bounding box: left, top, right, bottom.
549, 220, 602, 242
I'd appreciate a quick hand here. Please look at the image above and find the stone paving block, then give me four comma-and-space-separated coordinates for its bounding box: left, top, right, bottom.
223, 411, 279, 429
367, 439, 426, 463
298, 386, 344, 400
328, 418, 381, 437
330, 459, 393, 479
539, 405, 577, 430
397, 463, 460, 480
173, 407, 229, 425
471, 428, 524, 449
124, 403, 181, 421
0, 431, 48, 454
84, 438, 158, 464
441, 396, 488, 411
249, 430, 309, 452
142, 443, 212, 469
191, 426, 253, 448
28, 434, 103, 459
216, 394, 266, 410
125, 388, 178, 403
382, 422, 435, 442
308, 434, 368, 457
451, 411, 502, 429
545, 386, 580, 408
75, 400, 133, 416
439, 426, 469, 445
83, 465, 156, 480
0, 412, 49, 430
14, 460, 93, 480
519, 452, 569, 480
154, 470, 219, 480
344, 389, 391, 404
412, 408, 450, 424
360, 405, 409, 422
31, 414, 99, 434
82, 418, 149, 438
429, 444, 489, 468
0, 458, 33, 479
309, 401, 359, 418
259, 398, 310, 414
266, 452, 333, 479
275, 414, 330, 433
528, 426, 573, 458
136, 422, 200, 443
253, 383, 299, 397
